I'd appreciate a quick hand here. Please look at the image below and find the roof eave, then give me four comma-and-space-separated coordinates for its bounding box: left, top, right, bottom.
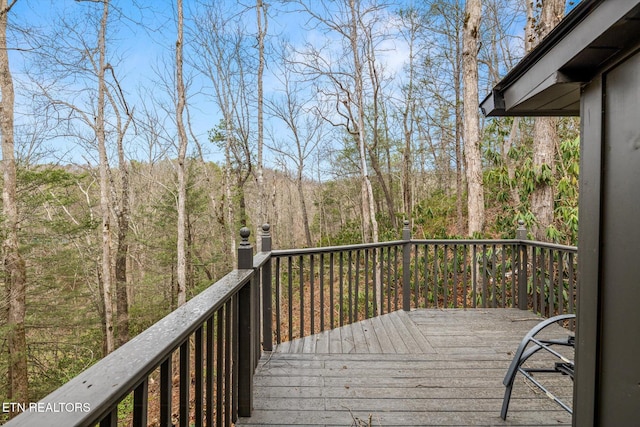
481, 0, 640, 117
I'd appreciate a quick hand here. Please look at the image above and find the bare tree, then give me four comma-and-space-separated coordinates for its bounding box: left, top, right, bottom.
412, 0, 466, 234
256, 0, 267, 248
479, 0, 527, 210
530, 0, 564, 240
192, 3, 256, 264
361, 13, 397, 230
175, 0, 188, 306
1, 0, 27, 414
289, 0, 389, 313
106, 68, 134, 347
292, 0, 383, 244
349, 0, 379, 244
267, 42, 326, 247
397, 7, 428, 222
396, 8, 422, 223
95, 0, 115, 354
462, 0, 484, 235
24, 0, 139, 354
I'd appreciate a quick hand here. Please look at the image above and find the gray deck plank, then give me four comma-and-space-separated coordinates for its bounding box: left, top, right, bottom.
238, 309, 574, 426
360, 317, 383, 353
238, 409, 569, 426
369, 315, 395, 353
378, 312, 409, 353
252, 383, 572, 399
349, 319, 369, 353
313, 329, 330, 354
340, 322, 355, 354
386, 309, 422, 354
302, 332, 316, 354
290, 335, 303, 353
395, 309, 437, 354
328, 326, 342, 354
275, 339, 292, 353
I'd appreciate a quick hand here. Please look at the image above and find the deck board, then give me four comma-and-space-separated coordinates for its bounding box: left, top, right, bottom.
361, 319, 383, 354
237, 309, 574, 426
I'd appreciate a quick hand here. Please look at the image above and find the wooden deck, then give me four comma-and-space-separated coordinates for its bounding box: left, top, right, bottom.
237, 309, 573, 426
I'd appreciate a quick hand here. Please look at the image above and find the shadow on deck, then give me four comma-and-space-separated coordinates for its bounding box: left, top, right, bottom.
238, 309, 573, 426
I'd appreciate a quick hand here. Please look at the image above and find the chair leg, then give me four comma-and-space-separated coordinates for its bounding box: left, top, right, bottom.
500, 382, 513, 420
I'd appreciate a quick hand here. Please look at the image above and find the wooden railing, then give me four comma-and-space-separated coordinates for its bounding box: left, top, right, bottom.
6, 221, 576, 425
265, 221, 577, 347
4, 228, 265, 427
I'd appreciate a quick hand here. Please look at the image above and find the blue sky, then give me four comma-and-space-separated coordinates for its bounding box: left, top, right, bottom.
6, 0, 569, 170
9, 0, 225, 164
7, 0, 423, 168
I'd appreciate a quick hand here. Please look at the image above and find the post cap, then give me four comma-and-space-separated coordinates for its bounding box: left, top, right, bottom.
240, 227, 251, 245
516, 219, 527, 240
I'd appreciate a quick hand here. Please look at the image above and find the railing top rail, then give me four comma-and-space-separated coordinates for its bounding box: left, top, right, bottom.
517, 239, 578, 253
5, 269, 253, 427
410, 238, 519, 245
270, 238, 577, 258
271, 240, 406, 256
253, 251, 271, 269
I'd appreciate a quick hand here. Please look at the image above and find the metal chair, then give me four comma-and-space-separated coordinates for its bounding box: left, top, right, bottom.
501, 313, 575, 420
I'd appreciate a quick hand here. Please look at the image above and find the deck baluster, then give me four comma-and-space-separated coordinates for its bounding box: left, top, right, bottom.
179, 340, 190, 427
206, 317, 214, 427
194, 326, 204, 426
133, 380, 148, 427
160, 356, 172, 427
329, 252, 335, 328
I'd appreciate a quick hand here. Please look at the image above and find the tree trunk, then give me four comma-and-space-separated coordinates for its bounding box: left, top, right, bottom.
96, 265, 108, 355
1, 3, 27, 410
402, 115, 412, 222
109, 68, 134, 349
503, 117, 522, 208
256, 0, 267, 249
525, 0, 535, 53
367, 150, 396, 228
531, 116, 557, 240
462, 0, 484, 236
347, 0, 380, 315
401, 47, 413, 223
455, 14, 464, 235
176, 0, 188, 306
237, 176, 248, 228
97, 0, 114, 355
115, 162, 130, 347
364, 29, 396, 230
530, 0, 564, 241
297, 171, 312, 247
349, 0, 378, 245
224, 143, 237, 266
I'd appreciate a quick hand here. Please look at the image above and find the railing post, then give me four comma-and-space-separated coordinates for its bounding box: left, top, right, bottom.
516, 220, 529, 310
238, 227, 253, 269
402, 220, 412, 311
261, 224, 273, 352
237, 227, 254, 417
516, 219, 528, 240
